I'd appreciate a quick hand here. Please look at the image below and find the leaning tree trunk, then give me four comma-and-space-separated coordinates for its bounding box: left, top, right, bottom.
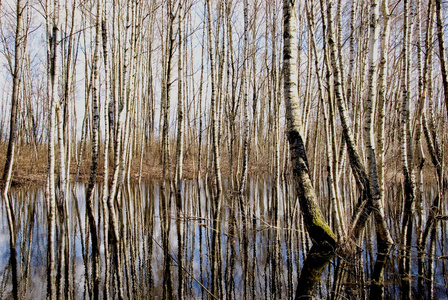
283, 0, 336, 251
325, 1, 393, 297
306, 0, 346, 239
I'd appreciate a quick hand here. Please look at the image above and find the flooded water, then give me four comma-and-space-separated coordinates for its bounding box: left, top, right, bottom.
1, 178, 447, 299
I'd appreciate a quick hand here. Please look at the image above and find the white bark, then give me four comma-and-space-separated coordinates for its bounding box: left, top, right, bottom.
306, 0, 346, 237
283, 0, 336, 248
377, 0, 390, 200
206, 0, 222, 195
239, 0, 249, 195
46, 0, 59, 297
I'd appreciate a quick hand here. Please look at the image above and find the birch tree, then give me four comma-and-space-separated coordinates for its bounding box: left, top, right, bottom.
45, 0, 59, 297
398, 1, 417, 298
206, 1, 224, 297
364, 0, 393, 296
419, 2, 445, 298
99, 0, 111, 295
56, 1, 77, 297
83, 0, 103, 297
377, 0, 390, 201
435, 0, 448, 120
175, 1, 185, 297
283, 0, 336, 250
1, 0, 25, 298
306, 0, 345, 239
206, 0, 222, 196
239, 0, 249, 195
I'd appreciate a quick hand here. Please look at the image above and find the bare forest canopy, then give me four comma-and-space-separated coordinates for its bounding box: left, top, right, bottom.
1, 0, 448, 298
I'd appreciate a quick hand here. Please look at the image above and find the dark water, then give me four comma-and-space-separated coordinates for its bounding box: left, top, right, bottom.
1, 178, 447, 299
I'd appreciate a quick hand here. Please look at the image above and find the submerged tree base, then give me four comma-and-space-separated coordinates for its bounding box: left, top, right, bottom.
295, 244, 335, 300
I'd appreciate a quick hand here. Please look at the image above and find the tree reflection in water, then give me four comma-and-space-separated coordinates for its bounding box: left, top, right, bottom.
0, 179, 447, 299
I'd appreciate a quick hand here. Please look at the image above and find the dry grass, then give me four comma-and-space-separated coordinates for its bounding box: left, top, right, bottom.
1, 139, 439, 188
0, 140, 273, 187
0, 142, 48, 186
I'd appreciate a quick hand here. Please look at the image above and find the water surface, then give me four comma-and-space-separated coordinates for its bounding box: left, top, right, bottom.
0, 178, 447, 299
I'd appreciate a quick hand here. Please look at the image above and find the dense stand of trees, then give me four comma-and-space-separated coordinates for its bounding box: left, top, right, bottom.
0, 0, 447, 298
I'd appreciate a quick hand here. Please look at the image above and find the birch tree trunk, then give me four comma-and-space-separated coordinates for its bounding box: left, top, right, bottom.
364, 0, 394, 297
416, 1, 432, 295
61, 2, 78, 296
2, 0, 22, 194
197, 18, 206, 182
283, 0, 336, 250
206, 1, 224, 297
46, 0, 59, 297
206, 0, 222, 196
326, 0, 371, 242
239, 0, 249, 195
1, 1, 24, 298
83, 0, 102, 297
435, 0, 448, 120
56, 1, 76, 293
399, 1, 416, 298
175, 0, 184, 201
306, 0, 345, 238
105, 2, 125, 295
161, 0, 175, 187
419, 3, 444, 298
175, 1, 184, 297
269, 3, 282, 297
100, 0, 111, 296
376, 0, 390, 199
